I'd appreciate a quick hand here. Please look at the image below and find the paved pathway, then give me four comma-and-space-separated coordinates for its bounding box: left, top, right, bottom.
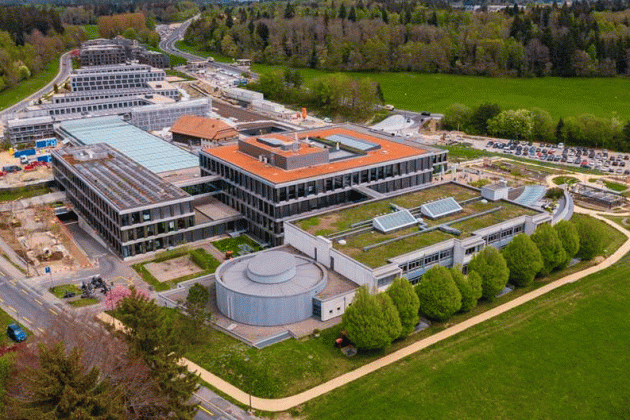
99, 205, 630, 412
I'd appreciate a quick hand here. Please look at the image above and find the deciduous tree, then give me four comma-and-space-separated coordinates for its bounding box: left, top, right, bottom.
467, 246, 509, 301
554, 220, 580, 268
343, 286, 398, 350
415, 266, 461, 321
502, 234, 544, 287
450, 266, 481, 312
574, 216, 604, 260
531, 224, 566, 276
386, 277, 420, 338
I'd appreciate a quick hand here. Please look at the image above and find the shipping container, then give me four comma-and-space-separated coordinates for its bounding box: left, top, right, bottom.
14, 149, 36, 157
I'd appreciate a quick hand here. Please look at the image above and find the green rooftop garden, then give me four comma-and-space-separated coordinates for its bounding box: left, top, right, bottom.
296, 183, 541, 269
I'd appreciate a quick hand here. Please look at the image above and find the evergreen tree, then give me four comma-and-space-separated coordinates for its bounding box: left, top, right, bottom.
502, 234, 544, 287
338, 3, 347, 19
386, 277, 420, 338
470, 103, 501, 135
415, 266, 461, 321
556, 118, 565, 142
117, 288, 198, 419
348, 6, 357, 22
531, 224, 566, 276
622, 120, 630, 144
6, 342, 125, 419
468, 246, 510, 301
284, 1, 295, 19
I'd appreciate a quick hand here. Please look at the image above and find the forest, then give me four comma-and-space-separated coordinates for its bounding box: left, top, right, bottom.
0, 6, 85, 94
184, 0, 630, 77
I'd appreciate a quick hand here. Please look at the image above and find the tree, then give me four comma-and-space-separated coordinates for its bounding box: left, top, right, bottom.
468, 246, 509, 301
450, 266, 481, 312
183, 283, 210, 342
502, 234, 544, 287
284, 1, 295, 19
386, 277, 420, 338
122, 27, 138, 40
415, 266, 461, 321
531, 107, 554, 141
623, 120, 630, 145
442, 103, 472, 131
530, 224, 566, 276
554, 220, 580, 268
53, 83, 58, 93
556, 118, 565, 142
487, 109, 533, 140
343, 286, 397, 350
574, 216, 604, 260
6, 342, 125, 419
469, 103, 500, 135
467, 270, 483, 305
117, 288, 198, 419
375, 292, 402, 343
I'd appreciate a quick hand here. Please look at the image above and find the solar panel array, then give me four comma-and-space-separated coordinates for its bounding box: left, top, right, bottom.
61, 144, 189, 210
373, 209, 418, 233
420, 197, 463, 219
59, 116, 199, 174
325, 134, 380, 152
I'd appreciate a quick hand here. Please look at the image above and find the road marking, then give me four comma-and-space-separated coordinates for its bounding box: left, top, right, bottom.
48, 308, 58, 315
37, 327, 44, 333
0, 297, 4, 303
197, 405, 214, 416
9, 280, 16, 285
8, 306, 16, 312
20, 289, 28, 295
34, 299, 42, 305
22, 316, 31, 324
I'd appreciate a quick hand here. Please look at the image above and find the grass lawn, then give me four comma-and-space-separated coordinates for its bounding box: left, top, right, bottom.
0, 187, 52, 203
604, 180, 628, 192
132, 247, 220, 291
165, 69, 195, 81
175, 41, 234, 63
175, 214, 624, 400
69, 298, 100, 307
0, 58, 59, 112
553, 176, 579, 185
443, 145, 496, 162
252, 63, 630, 120
212, 235, 261, 257
49, 284, 82, 299
81, 25, 99, 40
299, 250, 630, 420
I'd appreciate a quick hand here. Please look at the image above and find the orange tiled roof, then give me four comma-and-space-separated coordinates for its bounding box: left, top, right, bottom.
170, 115, 238, 141
205, 127, 427, 184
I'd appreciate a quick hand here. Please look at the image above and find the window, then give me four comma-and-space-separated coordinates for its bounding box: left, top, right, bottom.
142, 210, 151, 222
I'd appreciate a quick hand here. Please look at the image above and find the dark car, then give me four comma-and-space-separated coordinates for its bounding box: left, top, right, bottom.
2, 165, 21, 173
7, 323, 27, 343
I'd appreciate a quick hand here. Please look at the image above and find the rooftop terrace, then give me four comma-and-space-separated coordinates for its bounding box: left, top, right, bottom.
295, 183, 539, 268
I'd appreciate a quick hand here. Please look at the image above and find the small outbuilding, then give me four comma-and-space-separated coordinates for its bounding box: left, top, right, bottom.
481, 181, 509, 201
170, 115, 238, 147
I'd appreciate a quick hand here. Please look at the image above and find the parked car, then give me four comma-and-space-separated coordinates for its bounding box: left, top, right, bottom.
2, 165, 21, 173
7, 323, 27, 343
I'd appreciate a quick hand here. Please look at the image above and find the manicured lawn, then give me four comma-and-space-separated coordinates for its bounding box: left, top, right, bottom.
212, 235, 261, 257
300, 251, 630, 420
49, 284, 82, 299
443, 145, 496, 162
0, 58, 59, 112
175, 41, 234, 63
69, 298, 100, 307
253, 63, 630, 120
176, 214, 624, 400
81, 25, 100, 40
604, 180, 628, 192
165, 69, 195, 81
132, 247, 220, 291
553, 176, 579, 185
0, 187, 52, 203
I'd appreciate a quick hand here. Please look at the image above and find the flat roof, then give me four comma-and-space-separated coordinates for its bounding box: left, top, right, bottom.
54, 143, 190, 211
57, 116, 199, 174
295, 183, 540, 268
204, 125, 430, 184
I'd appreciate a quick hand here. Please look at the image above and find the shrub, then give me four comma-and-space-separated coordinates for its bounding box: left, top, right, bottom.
531, 224, 566, 276
502, 234, 544, 287
415, 266, 461, 321
467, 246, 509, 301
450, 266, 481, 312
545, 187, 564, 200
554, 220, 580, 268
386, 277, 420, 338
574, 217, 604, 260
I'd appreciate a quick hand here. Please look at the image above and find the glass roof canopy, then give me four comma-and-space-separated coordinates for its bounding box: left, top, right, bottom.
58, 116, 199, 174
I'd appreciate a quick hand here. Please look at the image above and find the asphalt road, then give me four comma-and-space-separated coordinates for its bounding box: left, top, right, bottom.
158, 16, 256, 78
0, 51, 73, 118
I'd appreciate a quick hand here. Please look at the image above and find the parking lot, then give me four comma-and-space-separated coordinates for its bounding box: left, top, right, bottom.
479, 139, 630, 175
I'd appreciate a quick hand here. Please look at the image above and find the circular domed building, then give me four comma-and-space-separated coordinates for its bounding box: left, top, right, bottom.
215, 250, 327, 326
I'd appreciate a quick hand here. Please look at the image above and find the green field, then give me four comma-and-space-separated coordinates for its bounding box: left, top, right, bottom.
81, 25, 100, 40
175, 41, 233, 63
300, 251, 630, 420
251, 63, 630, 120
0, 58, 59, 112
0, 187, 52, 203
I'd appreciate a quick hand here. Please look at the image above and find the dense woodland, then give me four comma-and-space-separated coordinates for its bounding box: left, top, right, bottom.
185, 0, 630, 77
0, 6, 85, 93
60, 1, 199, 25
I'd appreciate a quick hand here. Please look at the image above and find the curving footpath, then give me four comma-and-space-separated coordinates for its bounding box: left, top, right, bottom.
99, 205, 630, 413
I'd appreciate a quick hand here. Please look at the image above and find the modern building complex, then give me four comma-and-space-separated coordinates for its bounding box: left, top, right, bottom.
170, 115, 238, 147
52, 118, 244, 259
129, 98, 211, 132
80, 38, 169, 68
70, 64, 165, 92
199, 125, 447, 246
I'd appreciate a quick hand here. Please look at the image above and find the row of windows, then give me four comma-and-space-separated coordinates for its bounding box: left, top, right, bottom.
402, 249, 453, 272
